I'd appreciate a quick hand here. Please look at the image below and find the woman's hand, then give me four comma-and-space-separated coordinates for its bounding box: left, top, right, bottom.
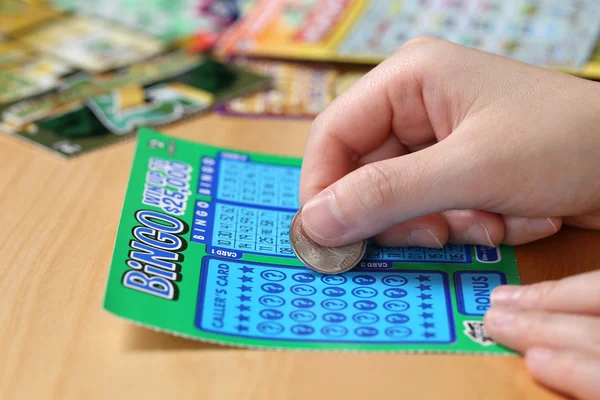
486, 270, 600, 400
298, 37, 600, 248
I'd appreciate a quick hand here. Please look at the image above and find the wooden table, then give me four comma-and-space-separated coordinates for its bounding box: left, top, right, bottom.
1, 115, 598, 400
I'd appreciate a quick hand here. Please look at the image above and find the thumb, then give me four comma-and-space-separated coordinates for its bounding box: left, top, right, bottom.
301, 136, 482, 247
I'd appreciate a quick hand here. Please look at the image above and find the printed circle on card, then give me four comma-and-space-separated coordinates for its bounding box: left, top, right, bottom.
261, 283, 285, 294
384, 288, 408, 298
291, 298, 315, 308
290, 284, 317, 296
321, 275, 347, 285
323, 287, 346, 297
351, 287, 378, 298
352, 312, 379, 324
354, 300, 377, 311
290, 310, 316, 323
355, 327, 379, 338
352, 275, 376, 285
291, 324, 315, 336
257, 322, 284, 335
383, 300, 410, 312
321, 325, 349, 338
321, 299, 348, 310
385, 326, 412, 339
323, 312, 346, 323
386, 313, 410, 324
259, 309, 284, 320
292, 272, 316, 283
382, 275, 408, 287
259, 295, 285, 307
260, 270, 287, 281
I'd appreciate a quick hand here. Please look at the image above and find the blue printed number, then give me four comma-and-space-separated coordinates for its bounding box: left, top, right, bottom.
291, 298, 315, 308
383, 300, 410, 312
261, 283, 285, 294
353, 300, 377, 311
383, 288, 407, 298
385, 313, 410, 324
321, 299, 348, 310
382, 275, 408, 287
260, 270, 287, 282
290, 284, 317, 296
259, 295, 285, 307
385, 326, 412, 339
352, 312, 379, 324
323, 287, 346, 297
257, 322, 284, 335
292, 272, 316, 283
290, 310, 316, 323
321, 325, 348, 338
321, 275, 347, 285
352, 275, 376, 285
291, 324, 315, 336
355, 327, 379, 337
351, 287, 378, 298
259, 309, 284, 320
322, 312, 346, 323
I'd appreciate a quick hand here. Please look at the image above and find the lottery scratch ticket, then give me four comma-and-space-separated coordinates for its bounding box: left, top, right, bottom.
18, 15, 165, 73
0, 52, 268, 158
218, 0, 600, 78
104, 128, 520, 353
220, 58, 368, 119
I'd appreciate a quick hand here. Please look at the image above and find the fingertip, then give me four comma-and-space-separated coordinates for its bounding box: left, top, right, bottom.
502, 216, 562, 245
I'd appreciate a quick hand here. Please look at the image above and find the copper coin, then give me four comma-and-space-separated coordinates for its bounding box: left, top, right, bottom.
290, 208, 367, 274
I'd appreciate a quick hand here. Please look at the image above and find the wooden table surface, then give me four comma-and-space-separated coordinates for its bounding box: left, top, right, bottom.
1, 115, 599, 400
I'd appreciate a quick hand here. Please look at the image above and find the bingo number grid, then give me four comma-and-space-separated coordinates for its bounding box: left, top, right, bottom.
193, 154, 473, 264
195, 258, 455, 344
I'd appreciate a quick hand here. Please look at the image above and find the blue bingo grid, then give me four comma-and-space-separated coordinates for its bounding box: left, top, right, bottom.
192, 154, 473, 265
195, 258, 455, 344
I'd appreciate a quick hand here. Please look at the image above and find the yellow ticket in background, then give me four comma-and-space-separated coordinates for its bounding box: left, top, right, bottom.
218, 0, 367, 61
219, 0, 600, 81
0, 0, 61, 36
19, 15, 165, 73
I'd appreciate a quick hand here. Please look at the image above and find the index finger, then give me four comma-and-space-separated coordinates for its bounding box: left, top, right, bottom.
299, 43, 436, 205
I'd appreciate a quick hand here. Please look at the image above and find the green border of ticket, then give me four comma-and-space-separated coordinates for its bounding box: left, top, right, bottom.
104, 128, 521, 353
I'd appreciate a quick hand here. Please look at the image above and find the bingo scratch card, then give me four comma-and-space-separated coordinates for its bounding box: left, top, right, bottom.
104, 128, 520, 353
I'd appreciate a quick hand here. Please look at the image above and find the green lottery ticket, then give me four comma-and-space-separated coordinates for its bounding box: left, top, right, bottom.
104, 128, 521, 353
0, 52, 268, 158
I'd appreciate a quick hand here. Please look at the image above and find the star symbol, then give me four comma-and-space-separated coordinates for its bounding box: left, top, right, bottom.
237, 294, 252, 302
237, 304, 250, 312
421, 322, 435, 329
239, 266, 254, 274
419, 303, 433, 310
416, 284, 431, 291
420, 312, 434, 319
415, 275, 431, 282
235, 324, 249, 332
422, 331, 436, 339
238, 285, 252, 292
418, 293, 432, 300
239, 275, 253, 283
236, 314, 250, 322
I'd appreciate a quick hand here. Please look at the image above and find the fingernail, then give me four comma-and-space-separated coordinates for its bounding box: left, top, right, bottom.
491, 285, 523, 306
466, 223, 495, 247
526, 348, 554, 368
409, 229, 443, 248
527, 217, 558, 235
485, 308, 516, 331
302, 191, 348, 241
